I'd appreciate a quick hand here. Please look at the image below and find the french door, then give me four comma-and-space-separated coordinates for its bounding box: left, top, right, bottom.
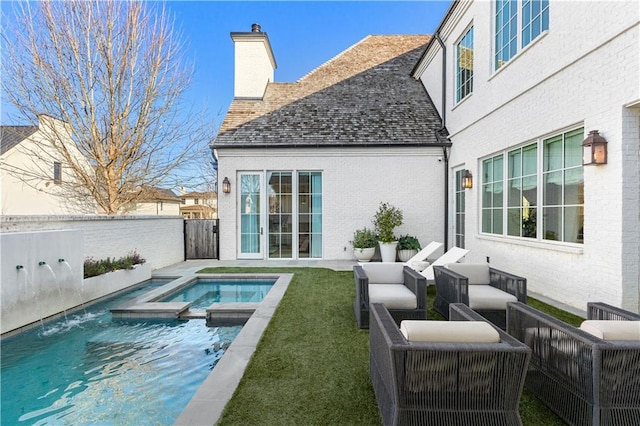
237, 171, 322, 259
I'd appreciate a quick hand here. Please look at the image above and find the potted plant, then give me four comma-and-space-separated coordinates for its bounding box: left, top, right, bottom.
397, 234, 421, 262
351, 228, 377, 262
373, 202, 403, 262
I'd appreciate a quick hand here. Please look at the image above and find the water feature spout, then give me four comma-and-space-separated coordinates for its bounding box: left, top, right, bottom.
58, 258, 65, 262
39, 261, 47, 266
16, 265, 24, 270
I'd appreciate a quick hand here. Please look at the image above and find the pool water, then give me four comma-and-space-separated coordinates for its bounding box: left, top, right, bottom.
1, 279, 241, 425
160, 279, 276, 308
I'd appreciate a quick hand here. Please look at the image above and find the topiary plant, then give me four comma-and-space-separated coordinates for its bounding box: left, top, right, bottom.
373, 202, 403, 243
351, 228, 378, 249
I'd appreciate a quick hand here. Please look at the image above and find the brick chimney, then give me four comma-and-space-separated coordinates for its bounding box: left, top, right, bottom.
230, 23, 277, 99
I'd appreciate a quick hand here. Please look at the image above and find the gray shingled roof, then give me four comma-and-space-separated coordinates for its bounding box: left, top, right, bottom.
0, 126, 38, 155
214, 35, 445, 148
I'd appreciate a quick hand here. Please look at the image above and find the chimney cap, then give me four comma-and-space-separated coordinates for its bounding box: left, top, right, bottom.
251, 23, 261, 32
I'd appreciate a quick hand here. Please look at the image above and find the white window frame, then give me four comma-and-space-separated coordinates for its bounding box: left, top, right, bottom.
480, 126, 584, 245
455, 24, 474, 104
494, 0, 549, 71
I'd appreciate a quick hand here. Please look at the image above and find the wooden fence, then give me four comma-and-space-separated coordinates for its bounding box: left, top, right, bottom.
184, 219, 219, 260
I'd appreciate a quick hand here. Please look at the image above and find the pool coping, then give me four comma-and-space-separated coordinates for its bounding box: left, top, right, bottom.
172, 273, 293, 425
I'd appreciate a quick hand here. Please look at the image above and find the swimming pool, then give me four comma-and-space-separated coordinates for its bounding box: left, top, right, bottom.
0, 278, 241, 425
159, 279, 276, 308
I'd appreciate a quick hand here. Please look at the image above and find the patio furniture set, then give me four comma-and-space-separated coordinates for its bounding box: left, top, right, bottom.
354, 244, 640, 425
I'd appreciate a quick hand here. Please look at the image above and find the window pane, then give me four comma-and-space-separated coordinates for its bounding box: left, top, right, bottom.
482, 184, 493, 208
523, 144, 537, 175
508, 179, 522, 207
483, 158, 493, 182
565, 129, 584, 167
493, 156, 504, 180
544, 135, 563, 171
482, 210, 492, 233
456, 26, 474, 102
522, 176, 537, 206
493, 182, 504, 207
544, 171, 563, 205
508, 208, 522, 236
564, 168, 584, 205
543, 206, 561, 241
492, 209, 503, 234
509, 150, 522, 178
523, 207, 537, 238
564, 206, 584, 243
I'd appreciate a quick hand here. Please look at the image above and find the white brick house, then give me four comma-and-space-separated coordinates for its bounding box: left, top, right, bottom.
413, 0, 640, 310
214, 27, 449, 261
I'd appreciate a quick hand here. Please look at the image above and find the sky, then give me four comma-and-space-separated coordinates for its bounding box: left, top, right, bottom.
1, 1, 453, 127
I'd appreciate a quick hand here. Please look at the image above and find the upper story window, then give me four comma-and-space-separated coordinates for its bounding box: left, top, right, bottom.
495, 0, 549, 70
522, 0, 549, 47
194, 198, 199, 205
181, 198, 186, 204
456, 26, 474, 103
53, 161, 62, 184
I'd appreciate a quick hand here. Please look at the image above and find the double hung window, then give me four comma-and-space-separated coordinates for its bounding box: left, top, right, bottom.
482, 128, 584, 244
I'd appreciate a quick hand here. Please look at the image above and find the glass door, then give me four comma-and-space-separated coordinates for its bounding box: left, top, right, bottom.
267, 172, 293, 258
454, 169, 466, 248
238, 173, 263, 259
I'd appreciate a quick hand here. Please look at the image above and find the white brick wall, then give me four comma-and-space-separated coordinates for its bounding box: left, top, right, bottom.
0, 215, 184, 269
232, 35, 275, 98
217, 147, 445, 261
416, 1, 640, 311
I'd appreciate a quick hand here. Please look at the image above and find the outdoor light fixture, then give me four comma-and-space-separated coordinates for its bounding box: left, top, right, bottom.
222, 177, 231, 194
582, 130, 608, 165
462, 170, 473, 189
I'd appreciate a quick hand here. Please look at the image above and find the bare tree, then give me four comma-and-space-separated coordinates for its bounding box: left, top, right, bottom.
1, 0, 214, 214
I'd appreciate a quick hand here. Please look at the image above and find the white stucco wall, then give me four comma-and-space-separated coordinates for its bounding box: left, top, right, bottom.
0, 215, 184, 270
217, 146, 446, 261
128, 201, 181, 216
416, 1, 640, 311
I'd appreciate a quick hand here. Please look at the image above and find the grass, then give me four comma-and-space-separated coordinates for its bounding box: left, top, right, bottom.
198, 267, 582, 425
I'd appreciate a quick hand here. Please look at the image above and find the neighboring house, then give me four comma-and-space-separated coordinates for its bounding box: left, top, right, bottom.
0, 115, 96, 215
213, 25, 448, 261
412, 1, 640, 310
122, 186, 182, 216
180, 191, 217, 219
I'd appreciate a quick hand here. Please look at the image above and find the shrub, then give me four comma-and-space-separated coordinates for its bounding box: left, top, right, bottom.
373, 202, 403, 243
397, 235, 421, 251
84, 251, 146, 278
351, 228, 378, 249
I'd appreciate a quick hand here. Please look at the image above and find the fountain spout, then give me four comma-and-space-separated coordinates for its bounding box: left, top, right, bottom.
39, 261, 47, 266
16, 265, 24, 270
58, 258, 65, 262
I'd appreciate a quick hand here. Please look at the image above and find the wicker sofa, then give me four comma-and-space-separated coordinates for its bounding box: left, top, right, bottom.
353, 263, 427, 329
433, 263, 527, 329
369, 302, 531, 426
507, 301, 640, 426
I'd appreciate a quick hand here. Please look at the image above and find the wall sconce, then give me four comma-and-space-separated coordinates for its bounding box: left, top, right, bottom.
462, 170, 473, 189
582, 130, 608, 165
222, 177, 231, 194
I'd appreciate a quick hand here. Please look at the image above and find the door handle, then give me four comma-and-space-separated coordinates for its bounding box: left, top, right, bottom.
260, 227, 263, 235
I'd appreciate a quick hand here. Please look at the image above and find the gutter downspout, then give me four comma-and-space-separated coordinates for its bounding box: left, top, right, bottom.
433, 32, 451, 252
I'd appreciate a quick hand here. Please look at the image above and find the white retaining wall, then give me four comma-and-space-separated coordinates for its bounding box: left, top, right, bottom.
1, 215, 184, 269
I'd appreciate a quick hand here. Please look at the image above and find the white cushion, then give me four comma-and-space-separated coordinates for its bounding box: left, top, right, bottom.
445, 263, 491, 285
468, 285, 517, 310
400, 320, 500, 343
580, 320, 640, 341
368, 284, 417, 309
407, 260, 430, 272
361, 262, 405, 284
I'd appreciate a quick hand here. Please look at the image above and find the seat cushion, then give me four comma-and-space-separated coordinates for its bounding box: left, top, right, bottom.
468, 285, 517, 310
368, 284, 417, 309
361, 262, 405, 284
445, 263, 490, 285
580, 320, 640, 341
400, 320, 500, 343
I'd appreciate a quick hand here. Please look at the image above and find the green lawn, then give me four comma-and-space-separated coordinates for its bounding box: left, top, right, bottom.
198, 267, 581, 425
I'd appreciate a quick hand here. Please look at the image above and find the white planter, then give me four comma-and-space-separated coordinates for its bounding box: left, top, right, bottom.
379, 242, 398, 263
82, 263, 152, 303
397, 249, 418, 262
353, 247, 376, 262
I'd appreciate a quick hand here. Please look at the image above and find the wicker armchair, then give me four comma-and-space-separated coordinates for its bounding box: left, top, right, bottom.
354, 263, 427, 329
433, 263, 527, 329
369, 303, 531, 426
507, 302, 640, 426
